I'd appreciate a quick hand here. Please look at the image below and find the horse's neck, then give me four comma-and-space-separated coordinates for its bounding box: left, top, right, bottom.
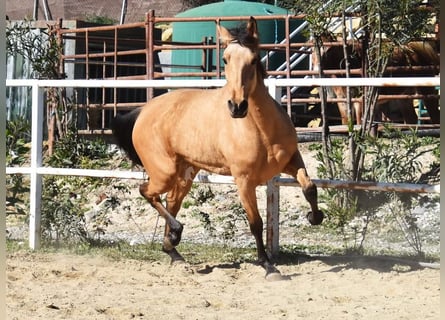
247, 81, 291, 144
249, 82, 279, 125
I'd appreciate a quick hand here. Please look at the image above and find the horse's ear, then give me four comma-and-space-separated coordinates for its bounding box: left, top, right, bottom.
217, 24, 233, 46
247, 16, 258, 39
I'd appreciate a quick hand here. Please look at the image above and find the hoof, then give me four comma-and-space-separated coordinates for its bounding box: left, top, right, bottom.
262, 261, 283, 281
170, 257, 186, 265
307, 210, 324, 225
163, 247, 185, 263
265, 271, 285, 281
168, 223, 184, 247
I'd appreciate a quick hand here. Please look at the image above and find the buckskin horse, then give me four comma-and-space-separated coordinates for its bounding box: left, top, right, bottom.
112, 17, 324, 279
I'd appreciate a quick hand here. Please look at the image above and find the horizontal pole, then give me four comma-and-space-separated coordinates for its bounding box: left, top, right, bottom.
6, 167, 439, 194
6, 167, 145, 180
5, 79, 226, 89
278, 178, 440, 194
272, 77, 440, 88
6, 77, 440, 89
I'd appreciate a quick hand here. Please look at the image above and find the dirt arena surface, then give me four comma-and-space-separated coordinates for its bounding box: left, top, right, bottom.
6, 142, 440, 319
6, 250, 439, 320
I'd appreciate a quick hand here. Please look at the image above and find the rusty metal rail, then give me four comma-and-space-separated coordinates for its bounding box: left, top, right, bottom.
54, 10, 440, 131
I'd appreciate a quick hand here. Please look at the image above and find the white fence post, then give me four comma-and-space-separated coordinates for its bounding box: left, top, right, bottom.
29, 84, 44, 250
266, 78, 282, 256
267, 77, 280, 102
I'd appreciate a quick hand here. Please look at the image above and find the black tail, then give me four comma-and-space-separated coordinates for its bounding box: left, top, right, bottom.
111, 108, 143, 166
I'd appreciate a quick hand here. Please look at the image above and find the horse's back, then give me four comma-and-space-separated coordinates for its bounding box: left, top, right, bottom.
135, 88, 224, 135
132, 88, 232, 172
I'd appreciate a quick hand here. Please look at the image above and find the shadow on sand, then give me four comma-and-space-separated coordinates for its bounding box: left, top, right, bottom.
275, 250, 440, 273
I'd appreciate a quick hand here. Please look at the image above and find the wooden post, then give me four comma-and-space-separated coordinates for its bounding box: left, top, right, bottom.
145, 10, 155, 99
266, 177, 280, 257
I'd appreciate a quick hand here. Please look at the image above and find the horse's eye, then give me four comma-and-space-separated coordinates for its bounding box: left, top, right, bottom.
222, 57, 227, 65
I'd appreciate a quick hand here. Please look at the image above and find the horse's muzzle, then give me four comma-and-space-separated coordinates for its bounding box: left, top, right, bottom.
228, 100, 248, 118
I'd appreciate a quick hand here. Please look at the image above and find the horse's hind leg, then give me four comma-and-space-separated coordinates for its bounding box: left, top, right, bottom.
421, 87, 440, 124
139, 181, 184, 251
162, 167, 197, 262
139, 164, 198, 264
283, 151, 324, 225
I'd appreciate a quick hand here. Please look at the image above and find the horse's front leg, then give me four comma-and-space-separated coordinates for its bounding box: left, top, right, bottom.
284, 151, 324, 225
235, 178, 282, 280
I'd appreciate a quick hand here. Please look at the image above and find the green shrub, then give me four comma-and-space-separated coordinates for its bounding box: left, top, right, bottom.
6, 116, 31, 216
313, 127, 440, 255
40, 128, 118, 244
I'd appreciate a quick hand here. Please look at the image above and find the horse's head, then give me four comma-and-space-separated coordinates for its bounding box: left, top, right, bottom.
217, 17, 265, 119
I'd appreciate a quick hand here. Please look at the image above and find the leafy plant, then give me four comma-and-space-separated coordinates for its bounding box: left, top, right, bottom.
45, 128, 114, 169
41, 176, 88, 243
313, 127, 439, 255
363, 127, 430, 183
40, 128, 119, 244
188, 184, 215, 206
6, 20, 62, 79
186, 185, 248, 245
6, 116, 31, 216
191, 209, 217, 238
6, 116, 31, 164
217, 202, 248, 246
85, 183, 134, 241
83, 14, 117, 25
6, 19, 82, 155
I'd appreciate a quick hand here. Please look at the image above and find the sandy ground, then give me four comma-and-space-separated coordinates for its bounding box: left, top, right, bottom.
6, 142, 440, 319
6, 251, 440, 320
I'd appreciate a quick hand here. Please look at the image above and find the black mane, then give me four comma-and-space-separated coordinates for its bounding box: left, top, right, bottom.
228, 23, 267, 79
228, 24, 259, 49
